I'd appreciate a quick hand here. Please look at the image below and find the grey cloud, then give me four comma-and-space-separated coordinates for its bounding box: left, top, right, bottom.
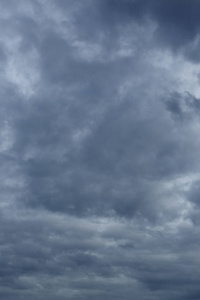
164, 91, 200, 119
1, 0, 200, 299
99, 0, 200, 61
15, 84, 199, 221
1, 207, 200, 300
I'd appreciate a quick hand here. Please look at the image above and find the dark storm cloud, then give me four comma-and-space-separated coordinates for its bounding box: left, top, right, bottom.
1, 0, 200, 300
164, 91, 200, 120
14, 83, 198, 220
1, 207, 200, 300
100, 0, 200, 61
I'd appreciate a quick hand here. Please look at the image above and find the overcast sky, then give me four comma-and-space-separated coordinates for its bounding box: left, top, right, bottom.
1, 0, 200, 299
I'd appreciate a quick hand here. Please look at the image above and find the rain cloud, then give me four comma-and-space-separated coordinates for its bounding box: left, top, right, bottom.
1, 1, 200, 299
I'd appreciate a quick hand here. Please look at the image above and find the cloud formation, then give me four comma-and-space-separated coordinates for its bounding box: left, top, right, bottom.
1, 0, 200, 299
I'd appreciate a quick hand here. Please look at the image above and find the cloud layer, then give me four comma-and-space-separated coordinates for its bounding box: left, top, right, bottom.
1, 0, 200, 299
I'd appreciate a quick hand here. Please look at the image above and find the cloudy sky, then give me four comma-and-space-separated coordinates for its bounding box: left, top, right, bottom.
1, 0, 200, 299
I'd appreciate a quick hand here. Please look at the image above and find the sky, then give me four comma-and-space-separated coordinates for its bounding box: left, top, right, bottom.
1, 0, 200, 299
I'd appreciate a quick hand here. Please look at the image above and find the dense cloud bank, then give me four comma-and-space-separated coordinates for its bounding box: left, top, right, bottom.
1, 0, 200, 299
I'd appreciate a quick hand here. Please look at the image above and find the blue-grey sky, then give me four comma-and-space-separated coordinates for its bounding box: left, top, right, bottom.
1, 0, 200, 299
